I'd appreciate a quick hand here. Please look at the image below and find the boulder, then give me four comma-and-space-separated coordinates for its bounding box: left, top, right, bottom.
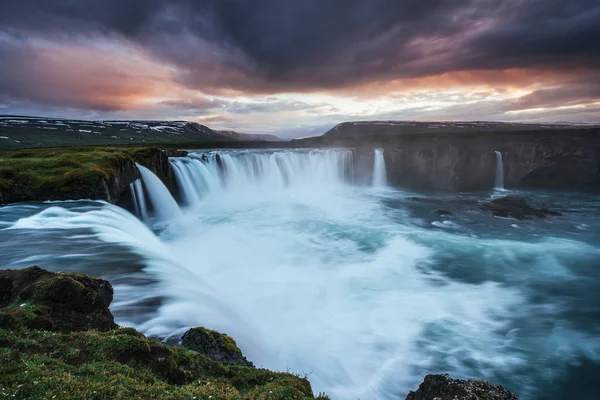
406, 374, 518, 400
436, 209, 454, 217
0, 266, 116, 332
481, 196, 562, 220
164, 149, 189, 158
182, 326, 254, 367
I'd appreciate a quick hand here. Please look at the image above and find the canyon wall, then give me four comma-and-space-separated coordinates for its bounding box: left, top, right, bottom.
308, 123, 600, 191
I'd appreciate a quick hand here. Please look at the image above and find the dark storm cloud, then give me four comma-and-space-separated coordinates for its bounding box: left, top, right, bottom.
506, 76, 600, 111
1, 0, 599, 94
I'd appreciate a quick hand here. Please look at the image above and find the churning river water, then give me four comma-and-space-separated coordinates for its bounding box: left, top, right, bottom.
1, 149, 599, 399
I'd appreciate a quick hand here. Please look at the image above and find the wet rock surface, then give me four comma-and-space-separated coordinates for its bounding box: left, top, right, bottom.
405, 374, 519, 400
481, 196, 562, 220
182, 326, 254, 367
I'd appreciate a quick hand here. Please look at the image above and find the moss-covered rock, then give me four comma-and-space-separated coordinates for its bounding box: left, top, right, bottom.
0, 266, 116, 332
0, 146, 174, 204
0, 327, 323, 399
182, 327, 254, 367
0, 266, 326, 399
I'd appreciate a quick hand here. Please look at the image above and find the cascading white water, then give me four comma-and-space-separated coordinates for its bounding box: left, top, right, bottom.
5, 148, 600, 400
130, 179, 149, 220
372, 149, 387, 187
170, 149, 354, 205
495, 151, 505, 190
136, 164, 182, 220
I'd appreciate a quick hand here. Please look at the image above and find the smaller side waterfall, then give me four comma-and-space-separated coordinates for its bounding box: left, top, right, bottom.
136, 164, 181, 220
372, 149, 387, 187
130, 179, 149, 220
494, 151, 505, 190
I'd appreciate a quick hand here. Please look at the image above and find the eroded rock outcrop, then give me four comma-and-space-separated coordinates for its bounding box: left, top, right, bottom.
0, 146, 177, 205
182, 326, 254, 367
0, 266, 116, 332
0, 266, 319, 399
406, 374, 519, 400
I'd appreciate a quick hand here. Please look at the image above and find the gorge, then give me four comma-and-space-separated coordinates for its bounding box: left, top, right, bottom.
1, 122, 600, 399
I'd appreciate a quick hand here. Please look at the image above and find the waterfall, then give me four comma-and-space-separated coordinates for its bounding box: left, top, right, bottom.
372, 149, 387, 187
136, 164, 182, 220
170, 149, 354, 203
130, 179, 149, 220
494, 151, 505, 190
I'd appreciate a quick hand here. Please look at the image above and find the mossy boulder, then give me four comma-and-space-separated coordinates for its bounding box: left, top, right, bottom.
406, 374, 518, 400
0, 328, 320, 399
0, 266, 324, 399
182, 327, 254, 367
0, 146, 175, 204
0, 266, 116, 332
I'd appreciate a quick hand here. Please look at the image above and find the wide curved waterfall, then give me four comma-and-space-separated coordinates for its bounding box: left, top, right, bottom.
2, 148, 600, 400
170, 149, 354, 206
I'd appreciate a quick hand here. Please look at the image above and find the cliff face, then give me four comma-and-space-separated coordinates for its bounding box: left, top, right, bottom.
0, 147, 177, 205
104, 147, 177, 204
317, 123, 600, 191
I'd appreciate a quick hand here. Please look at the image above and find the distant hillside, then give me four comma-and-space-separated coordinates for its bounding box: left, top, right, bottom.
320, 120, 600, 140
0, 117, 277, 149
217, 130, 282, 141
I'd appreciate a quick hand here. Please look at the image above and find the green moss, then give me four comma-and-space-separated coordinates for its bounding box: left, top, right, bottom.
0, 268, 327, 399
33, 276, 85, 304
196, 327, 242, 354
0, 303, 53, 331
0, 146, 162, 198
0, 328, 325, 399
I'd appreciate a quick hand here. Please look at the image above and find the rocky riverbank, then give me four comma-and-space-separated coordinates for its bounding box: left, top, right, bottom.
0, 266, 520, 399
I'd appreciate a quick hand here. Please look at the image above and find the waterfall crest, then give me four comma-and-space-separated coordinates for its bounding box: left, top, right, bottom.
136, 164, 182, 220
372, 149, 387, 187
170, 149, 354, 205
494, 151, 505, 190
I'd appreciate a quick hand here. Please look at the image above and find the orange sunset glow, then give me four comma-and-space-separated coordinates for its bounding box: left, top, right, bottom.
1, 1, 599, 138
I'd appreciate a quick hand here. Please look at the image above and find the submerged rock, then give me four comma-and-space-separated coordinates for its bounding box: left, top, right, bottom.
481, 196, 562, 220
182, 326, 254, 367
0, 266, 116, 332
406, 374, 518, 400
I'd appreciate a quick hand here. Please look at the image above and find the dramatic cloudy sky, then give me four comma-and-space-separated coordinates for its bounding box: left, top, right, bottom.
1, 0, 599, 137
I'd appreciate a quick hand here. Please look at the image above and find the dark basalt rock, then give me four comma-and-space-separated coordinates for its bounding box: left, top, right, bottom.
0, 266, 116, 332
182, 326, 254, 367
406, 374, 519, 400
436, 209, 454, 216
163, 149, 189, 157
481, 196, 562, 220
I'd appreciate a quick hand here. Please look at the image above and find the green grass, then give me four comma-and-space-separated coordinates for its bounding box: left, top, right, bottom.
0, 146, 166, 202
0, 327, 328, 399
0, 146, 144, 188
0, 268, 329, 399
